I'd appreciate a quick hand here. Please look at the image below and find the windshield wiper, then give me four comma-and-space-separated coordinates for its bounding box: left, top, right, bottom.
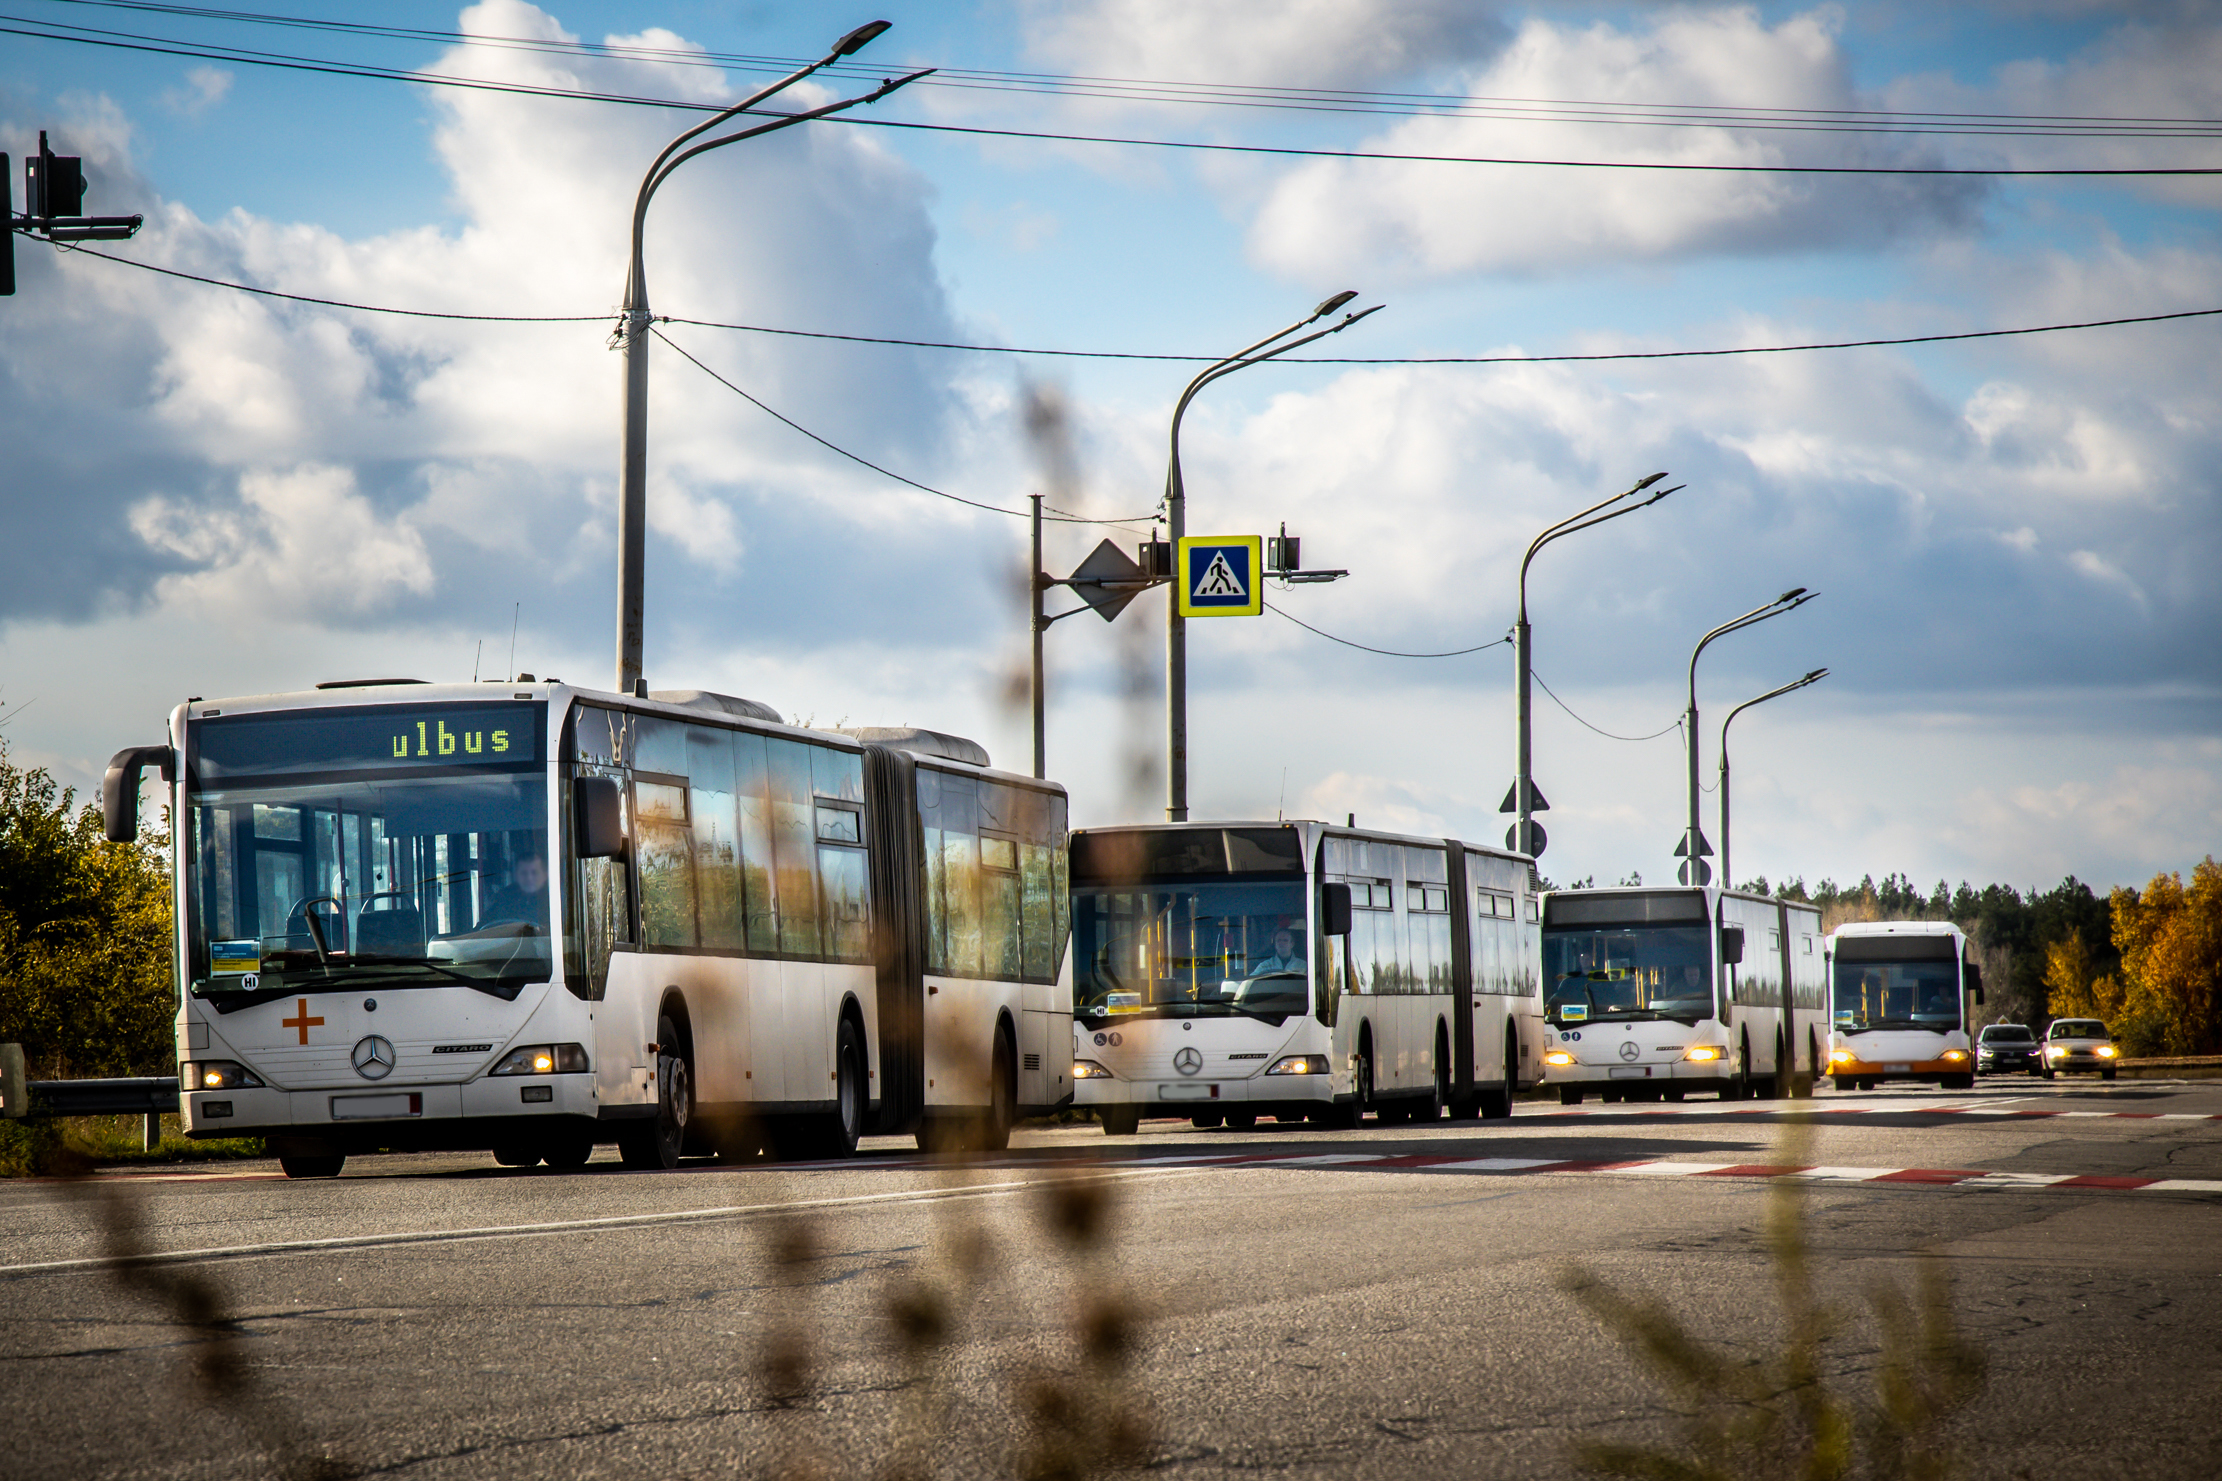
348, 953, 519, 997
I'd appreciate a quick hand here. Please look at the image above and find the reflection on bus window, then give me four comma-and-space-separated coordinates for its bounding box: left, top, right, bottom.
1073, 881, 1310, 1020
1831, 958, 1961, 1031
1540, 925, 1713, 1023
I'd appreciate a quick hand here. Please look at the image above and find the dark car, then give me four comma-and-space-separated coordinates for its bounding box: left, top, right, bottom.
1975, 1022, 2041, 1076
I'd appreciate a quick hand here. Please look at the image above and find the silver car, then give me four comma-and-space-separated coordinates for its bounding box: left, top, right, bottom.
2041, 1018, 2120, 1081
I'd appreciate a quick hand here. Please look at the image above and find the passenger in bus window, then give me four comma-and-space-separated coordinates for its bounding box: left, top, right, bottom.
484, 851, 549, 929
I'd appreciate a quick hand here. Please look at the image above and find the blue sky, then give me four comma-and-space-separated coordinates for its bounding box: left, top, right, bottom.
3, 0, 2219, 895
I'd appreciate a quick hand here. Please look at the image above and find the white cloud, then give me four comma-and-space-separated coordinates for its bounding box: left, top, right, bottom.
1245, 7, 1984, 282
1020, 0, 1508, 92
158, 67, 232, 120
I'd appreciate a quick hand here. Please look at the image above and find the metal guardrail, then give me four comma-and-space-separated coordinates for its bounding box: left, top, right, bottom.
2, 1044, 180, 1150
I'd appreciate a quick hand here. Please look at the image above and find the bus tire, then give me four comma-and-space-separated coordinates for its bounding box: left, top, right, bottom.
1559, 1087, 1584, 1106
1833, 1075, 1852, 1093
1424, 1029, 1449, 1122
543, 1136, 594, 1170
1101, 1105, 1139, 1137
620, 1014, 690, 1170
1355, 1043, 1375, 1123
802, 1016, 867, 1159
1191, 1113, 1224, 1129
277, 1152, 345, 1179
979, 1021, 1017, 1152
491, 1145, 541, 1167
1754, 1033, 1784, 1101
1224, 1112, 1258, 1130
1481, 1030, 1516, 1119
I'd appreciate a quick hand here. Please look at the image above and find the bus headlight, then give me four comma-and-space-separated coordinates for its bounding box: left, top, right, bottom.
1941, 1049, 1968, 1062
1072, 1059, 1115, 1080
1830, 1049, 1855, 1065
491, 1044, 589, 1076
1265, 1056, 1329, 1075
1544, 1050, 1575, 1067
1683, 1045, 1724, 1062
185, 1060, 264, 1091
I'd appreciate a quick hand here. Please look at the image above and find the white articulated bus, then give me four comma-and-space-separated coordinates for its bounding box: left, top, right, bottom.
1068, 822, 1543, 1133
104, 681, 1072, 1178
1539, 887, 1825, 1102
1822, 922, 1983, 1090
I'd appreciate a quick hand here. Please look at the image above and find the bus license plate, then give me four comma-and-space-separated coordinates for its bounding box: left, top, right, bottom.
1884, 1063, 1911, 1073
331, 1093, 422, 1119
1607, 1066, 1651, 1079
1158, 1083, 1219, 1100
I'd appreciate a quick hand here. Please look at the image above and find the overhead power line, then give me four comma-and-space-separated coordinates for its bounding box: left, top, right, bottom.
49, 240, 2222, 366
1264, 602, 1511, 658
38, 0, 2222, 140
1532, 672, 1682, 742
5, 10, 2220, 176
649, 326, 1151, 530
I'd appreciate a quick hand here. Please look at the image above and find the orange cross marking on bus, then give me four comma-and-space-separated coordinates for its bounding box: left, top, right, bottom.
281, 998, 324, 1045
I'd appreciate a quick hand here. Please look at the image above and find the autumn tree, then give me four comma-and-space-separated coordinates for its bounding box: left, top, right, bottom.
2109, 859, 2222, 1056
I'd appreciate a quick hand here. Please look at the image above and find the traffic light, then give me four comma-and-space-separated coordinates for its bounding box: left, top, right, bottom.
26, 133, 86, 218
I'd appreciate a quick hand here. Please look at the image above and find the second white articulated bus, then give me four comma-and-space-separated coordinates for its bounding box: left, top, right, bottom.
1822, 922, 1983, 1091
106, 681, 1073, 1177
1539, 887, 1825, 1102
1068, 822, 1544, 1132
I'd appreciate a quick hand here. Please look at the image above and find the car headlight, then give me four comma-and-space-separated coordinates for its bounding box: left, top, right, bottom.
1683, 1045, 1724, 1062
2048, 1045, 2068, 1058
185, 1060, 264, 1091
1072, 1059, 1115, 1080
2095, 1044, 2117, 1058
1544, 1050, 1575, 1067
1265, 1055, 1330, 1075
490, 1043, 589, 1076
1942, 1049, 1967, 1062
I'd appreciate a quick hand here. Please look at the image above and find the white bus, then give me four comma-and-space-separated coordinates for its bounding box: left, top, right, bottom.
1540, 887, 1825, 1102
1068, 822, 1543, 1132
104, 681, 1073, 1178
1822, 922, 1983, 1091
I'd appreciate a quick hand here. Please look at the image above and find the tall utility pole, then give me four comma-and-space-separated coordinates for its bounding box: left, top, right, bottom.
1678, 589, 1816, 883
614, 22, 929, 696
1506, 473, 1677, 858
1718, 668, 1828, 889
1030, 495, 1046, 779
1163, 292, 1380, 821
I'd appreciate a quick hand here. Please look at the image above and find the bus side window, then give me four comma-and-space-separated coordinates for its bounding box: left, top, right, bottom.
689, 726, 743, 951
812, 747, 870, 963
733, 732, 776, 953
766, 738, 821, 957
937, 771, 983, 976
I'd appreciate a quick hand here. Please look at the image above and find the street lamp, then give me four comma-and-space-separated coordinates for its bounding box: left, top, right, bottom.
1162, 292, 1382, 821
1506, 472, 1679, 858
614, 21, 931, 695
1718, 668, 1828, 890
1677, 589, 1817, 882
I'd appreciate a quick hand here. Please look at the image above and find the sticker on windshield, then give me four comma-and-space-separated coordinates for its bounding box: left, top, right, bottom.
211, 940, 261, 975
1559, 1003, 1589, 1021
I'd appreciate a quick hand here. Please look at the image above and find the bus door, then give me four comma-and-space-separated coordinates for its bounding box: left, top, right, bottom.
1444, 843, 1476, 1101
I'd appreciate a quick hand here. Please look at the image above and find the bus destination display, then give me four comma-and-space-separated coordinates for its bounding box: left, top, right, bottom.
192, 702, 546, 780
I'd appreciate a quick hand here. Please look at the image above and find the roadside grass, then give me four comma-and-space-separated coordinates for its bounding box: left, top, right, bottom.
1559, 1120, 1987, 1481
0, 1114, 264, 1178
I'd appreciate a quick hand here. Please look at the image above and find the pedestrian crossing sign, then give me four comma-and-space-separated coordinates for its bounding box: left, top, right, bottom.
1176, 536, 1263, 617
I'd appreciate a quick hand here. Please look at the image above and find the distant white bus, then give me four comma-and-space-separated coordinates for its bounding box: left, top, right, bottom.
1823, 922, 1983, 1090
105, 682, 1072, 1178
1068, 822, 1542, 1132
1540, 887, 1825, 1102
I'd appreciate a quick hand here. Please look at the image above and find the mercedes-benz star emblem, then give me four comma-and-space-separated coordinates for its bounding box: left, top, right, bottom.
1173, 1047, 1204, 1077
1619, 1040, 1641, 1062
352, 1035, 396, 1080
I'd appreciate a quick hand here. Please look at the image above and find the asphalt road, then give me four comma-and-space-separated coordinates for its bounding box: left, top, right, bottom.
5, 1076, 2220, 1480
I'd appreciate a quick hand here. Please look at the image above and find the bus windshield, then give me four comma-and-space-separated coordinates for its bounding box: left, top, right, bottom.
1072, 881, 1310, 1023
185, 704, 552, 1004
1832, 958, 1961, 1032
1542, 924, 1713, 1024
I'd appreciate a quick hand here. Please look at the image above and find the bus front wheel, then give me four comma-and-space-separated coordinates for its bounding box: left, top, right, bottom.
620, 1014, 690, 1170
1101, 1105, 1139, 1136
1558, 1087, 1584, 1106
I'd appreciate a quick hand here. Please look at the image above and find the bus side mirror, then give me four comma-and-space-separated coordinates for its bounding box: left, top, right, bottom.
1719, 925, 1745, 965
103, 745, 174, 843
1966, 961, 1983, 1003
574, 776, 626, 859
1321, 882, 1352, 937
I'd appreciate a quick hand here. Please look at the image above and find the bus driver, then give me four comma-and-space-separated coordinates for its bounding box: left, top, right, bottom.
1250, 927, 1306, 977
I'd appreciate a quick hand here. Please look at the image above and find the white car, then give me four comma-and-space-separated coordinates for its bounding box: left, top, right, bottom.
2041, 1018, 2120, 1081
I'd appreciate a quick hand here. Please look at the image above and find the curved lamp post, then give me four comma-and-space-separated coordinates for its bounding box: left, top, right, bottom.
1506, 472, 1679, 858
615, 21, 932, 695
1161, 292, 1382, 821
1718, 668, 1827, 890
1678, 588, 1816, 882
